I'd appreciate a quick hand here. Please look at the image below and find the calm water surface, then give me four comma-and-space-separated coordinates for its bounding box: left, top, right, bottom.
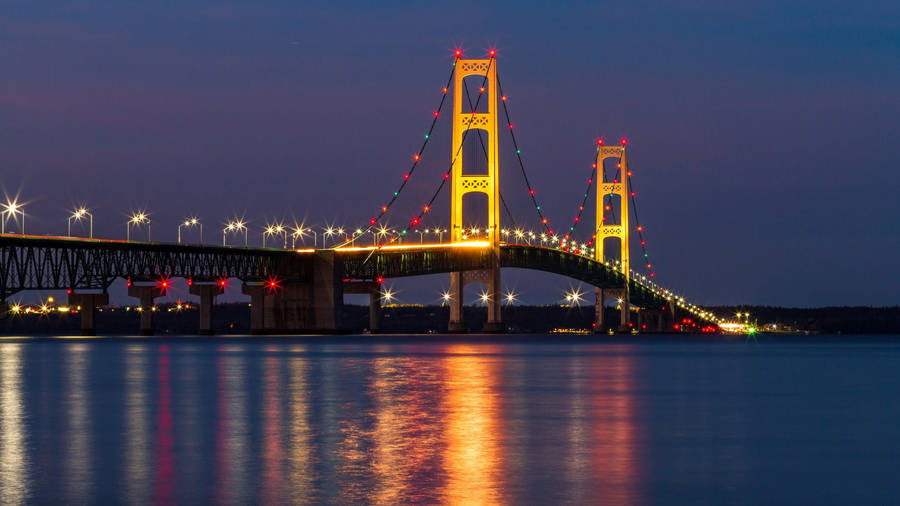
0, 335, 898, 505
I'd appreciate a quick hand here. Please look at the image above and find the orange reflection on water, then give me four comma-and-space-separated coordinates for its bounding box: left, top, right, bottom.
440, 344, 505, 504
286, 346, 316, 503
590, 348, 640, 504
368, 353, 445, 504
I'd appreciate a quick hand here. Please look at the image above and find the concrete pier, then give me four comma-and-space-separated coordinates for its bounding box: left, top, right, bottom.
68, 292, 109, 336
344, 281, 381, 333
127, 284, 159, 336
189, 283, 223, 335
595, 287, 630, 333
242, 251, 344, 334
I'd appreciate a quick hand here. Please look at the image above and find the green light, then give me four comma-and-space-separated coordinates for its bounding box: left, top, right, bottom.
393, 192, 398, 196
516, 149, 521, 154
425, 134, 429, 139
747, 327, 757, 335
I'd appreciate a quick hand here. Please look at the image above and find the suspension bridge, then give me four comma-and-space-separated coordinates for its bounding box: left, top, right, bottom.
0, 51, 722, 335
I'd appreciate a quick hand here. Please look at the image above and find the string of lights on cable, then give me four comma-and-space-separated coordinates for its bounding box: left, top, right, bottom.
333, 52, 460, 249
379, 51, 496, 245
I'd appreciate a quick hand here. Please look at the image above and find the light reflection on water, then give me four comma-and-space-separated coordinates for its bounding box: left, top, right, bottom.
0, 344, 28, 506
2, 338, 900, 504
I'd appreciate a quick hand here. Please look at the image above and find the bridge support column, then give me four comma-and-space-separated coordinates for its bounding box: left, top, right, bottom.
189, 283, 223, 335
344, 281, 381, 333
127, 285, 159, 336
448, 272, 466, 333
68, 292, 109, 336
482, 261, 503, 333
0, 301, 8, 320
369, 290, 381, 334
595, 288, 629, 333
243, 251, 343, 334
241, 283, 267, 334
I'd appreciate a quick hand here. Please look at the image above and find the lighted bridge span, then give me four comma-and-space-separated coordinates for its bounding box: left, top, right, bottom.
0, 234, 680, 334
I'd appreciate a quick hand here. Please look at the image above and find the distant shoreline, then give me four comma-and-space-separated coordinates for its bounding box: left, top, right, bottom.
3, 303, 900, 335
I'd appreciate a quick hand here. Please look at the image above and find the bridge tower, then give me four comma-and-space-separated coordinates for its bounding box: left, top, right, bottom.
448, 56, 502, 333
594, 141, 631, 331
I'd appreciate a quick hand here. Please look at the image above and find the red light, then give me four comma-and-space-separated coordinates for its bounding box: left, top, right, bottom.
382, 206, 388, 212
508, 124, 514, 129
620, 138, 627, 146
501, 95, 507, 101
442, 87, 448, 94
640, 241, 646, 246
411, 217, 419, 226
66, 289, 72, 294
597, 138, 604, 146
489, 49, 496, 57
127, 278, 132, 287
631, 192, 636, 197
413, 154, 420, 161
529, 189, 535, 195
433, 111, 439, 118
574, 216, 580, 222
423, 205, 430, 212
218, 279, 226, 286
649, 273, 655, 278
187, 278, 193, 286
454, 49, 462, 58
376, 276, 384, 284
443, 173, 450, 180
404, 174, 410, 180
548, 229, 554, 234
370, 218, 377, 225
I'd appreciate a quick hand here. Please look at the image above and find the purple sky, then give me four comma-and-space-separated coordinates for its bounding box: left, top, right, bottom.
2, 1, 899, 306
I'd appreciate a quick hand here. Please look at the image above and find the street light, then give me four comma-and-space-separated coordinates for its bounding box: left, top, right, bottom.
291, 225, 317, 249
68, 207, 93, 238
178, 217, 202, 244
263, 223, 287, 248
1, 199, 25, 234
126, 211, 150, 241
323, 226, 338, 248
434, 228, 447, 243
223, 219, 248, 246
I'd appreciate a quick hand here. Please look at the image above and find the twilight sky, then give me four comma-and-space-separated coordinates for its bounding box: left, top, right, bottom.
2, 0, 899, 306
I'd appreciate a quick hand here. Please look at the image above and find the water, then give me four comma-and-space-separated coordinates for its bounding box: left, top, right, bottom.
0, 335, 899, 505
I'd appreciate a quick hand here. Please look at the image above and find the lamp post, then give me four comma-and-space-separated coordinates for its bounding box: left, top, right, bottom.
263, 224, 287, 248
223, 219, 247, 246
291, 226, 317, 249
126, 212, 150, 241
435, 228, 446, 243
68, 208, 93, 238
323, 227, 337, 248
1, 200, 25, 234
178, 217, 202, 244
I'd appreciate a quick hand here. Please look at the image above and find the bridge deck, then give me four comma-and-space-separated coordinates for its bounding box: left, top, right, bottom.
0, 235, 670, 308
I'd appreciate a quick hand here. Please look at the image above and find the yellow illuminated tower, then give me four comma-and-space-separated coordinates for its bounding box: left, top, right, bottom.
594, 141, 630, 331
448, 56, 502, 333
